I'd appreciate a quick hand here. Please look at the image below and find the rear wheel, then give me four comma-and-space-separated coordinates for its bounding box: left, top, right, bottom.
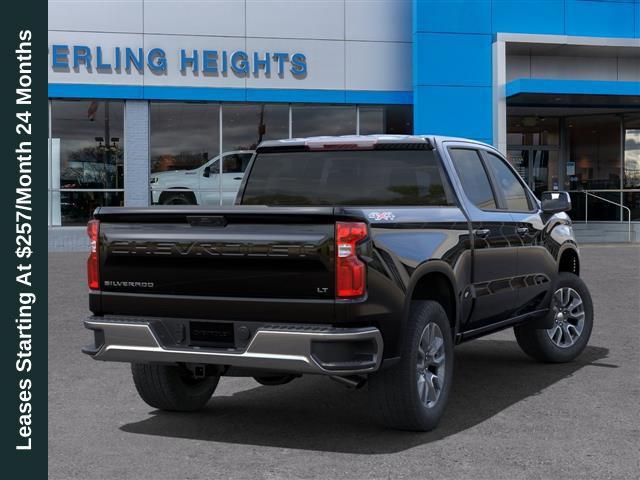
131, 363, 219, 411
368, 301, 453, 431
514, 272, 593, 363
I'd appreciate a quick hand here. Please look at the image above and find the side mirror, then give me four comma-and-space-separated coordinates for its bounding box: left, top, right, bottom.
203, 165, 211, 178
541, 191, 571, 214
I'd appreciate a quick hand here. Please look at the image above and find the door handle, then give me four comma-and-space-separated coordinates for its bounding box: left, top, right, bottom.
473, 228, 491, 239
233, 177, 242, 180
516, 227, 529, 236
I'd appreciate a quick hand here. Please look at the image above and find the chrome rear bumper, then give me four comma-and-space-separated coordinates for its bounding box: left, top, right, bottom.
83, 317, 383, 375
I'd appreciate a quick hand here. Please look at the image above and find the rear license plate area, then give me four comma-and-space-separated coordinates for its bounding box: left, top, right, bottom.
189, 321, 235, 348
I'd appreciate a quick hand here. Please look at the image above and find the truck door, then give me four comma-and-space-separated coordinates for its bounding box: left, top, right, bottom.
446, 147, 520, 330
482, 150, 557, 316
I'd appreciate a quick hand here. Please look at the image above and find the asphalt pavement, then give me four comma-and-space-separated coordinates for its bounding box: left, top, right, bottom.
48, 245, 640, 480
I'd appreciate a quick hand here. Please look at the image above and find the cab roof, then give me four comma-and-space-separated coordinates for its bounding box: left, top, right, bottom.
256, 134, 493, 151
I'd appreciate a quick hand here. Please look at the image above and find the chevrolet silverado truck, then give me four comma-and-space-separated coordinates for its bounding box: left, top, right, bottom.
83, 135, 593, 431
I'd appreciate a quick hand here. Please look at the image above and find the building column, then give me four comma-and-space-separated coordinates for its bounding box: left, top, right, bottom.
124, 100, 150, 207
492, 38, 507, 155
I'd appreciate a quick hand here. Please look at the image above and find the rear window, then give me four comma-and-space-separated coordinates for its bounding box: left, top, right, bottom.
241, 150, 455, 206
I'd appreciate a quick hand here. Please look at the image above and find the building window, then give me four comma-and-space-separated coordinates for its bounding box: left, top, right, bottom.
149, 102, 413, 207
48, 100, 415, 222
567, 115, 621, 191
624, 114, 640, 221
507, 116, 560, 146
359, 105, 413, 135
292, 105, 357, 137
624, 115, 640, 190
150, 102, 220, 174
507, 115, 561, 197
49, 100, 124, 226
565, 114, 622, 221
222, 104, 289, 151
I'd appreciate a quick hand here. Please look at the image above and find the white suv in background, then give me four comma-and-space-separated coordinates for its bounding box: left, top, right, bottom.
150, 150, 254, 205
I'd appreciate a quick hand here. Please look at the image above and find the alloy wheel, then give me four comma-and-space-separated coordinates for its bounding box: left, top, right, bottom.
416, 322, 446, 408
546, 287, 585, 348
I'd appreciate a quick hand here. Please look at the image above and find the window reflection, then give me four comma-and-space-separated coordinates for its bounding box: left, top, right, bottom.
359, 106, 384, 134
624, 121, 640, 189
360, 105, 413, 135
485, 152, 531, 211
221, 153, 254, 205
624, 192, 640, 221
449, 149, 497, 210
223, 153, 253, 174
148, 102, 413, 207
507, 116, 559, 146
292, 105, 356, 137
61, 191, 124, 226
51, 100, 124, 189
50, 100, 124, 226
567, 115, 621, 190
150, 102, 220, 173
222, 104, 289, 151
242, 150, 452, 206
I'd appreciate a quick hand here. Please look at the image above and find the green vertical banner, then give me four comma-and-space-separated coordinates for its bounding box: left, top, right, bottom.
1, 0, 46, 477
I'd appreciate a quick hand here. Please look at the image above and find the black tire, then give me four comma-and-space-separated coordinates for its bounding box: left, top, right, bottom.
131, 363, 219, 411
514, 272, 593, 363
161, 192, 194, 205
253, 374, 298, 386
368, 301, 454, 431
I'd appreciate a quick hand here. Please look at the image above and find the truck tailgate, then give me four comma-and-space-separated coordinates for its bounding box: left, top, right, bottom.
91, 206, 360, 322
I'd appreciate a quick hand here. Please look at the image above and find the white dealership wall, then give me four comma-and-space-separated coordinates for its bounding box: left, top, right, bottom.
48, 0, 413, 93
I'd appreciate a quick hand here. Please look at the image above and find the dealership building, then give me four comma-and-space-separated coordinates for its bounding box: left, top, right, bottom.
48, 0, 640, 249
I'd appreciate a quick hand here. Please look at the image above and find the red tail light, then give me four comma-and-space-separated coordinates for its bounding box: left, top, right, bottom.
87, 220, 100, 290
335, 222, 367, 298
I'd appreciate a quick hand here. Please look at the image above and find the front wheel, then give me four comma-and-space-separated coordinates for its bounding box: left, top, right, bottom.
131, 363, 219, 411
514, 272, 593, 363
368, 301, 454, 431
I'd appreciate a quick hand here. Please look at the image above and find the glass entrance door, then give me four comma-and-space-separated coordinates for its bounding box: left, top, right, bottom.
531, 149, 560, 197
507, 147, 560, 198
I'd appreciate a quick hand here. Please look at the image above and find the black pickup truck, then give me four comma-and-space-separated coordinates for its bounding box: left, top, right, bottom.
83, 135, 593, 431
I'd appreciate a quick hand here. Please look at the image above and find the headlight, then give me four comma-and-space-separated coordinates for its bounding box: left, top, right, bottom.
150, 177, 158, 184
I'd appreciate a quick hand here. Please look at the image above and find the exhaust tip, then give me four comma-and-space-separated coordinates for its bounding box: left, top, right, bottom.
329, 375, 367, 390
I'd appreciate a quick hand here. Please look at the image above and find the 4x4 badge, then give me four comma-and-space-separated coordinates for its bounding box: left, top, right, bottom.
368, 211, 395, 221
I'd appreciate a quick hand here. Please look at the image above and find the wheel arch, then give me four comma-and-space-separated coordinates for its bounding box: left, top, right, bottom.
401, 261, 460, 348
158, 188, 198, 205
558, 244, 580, 276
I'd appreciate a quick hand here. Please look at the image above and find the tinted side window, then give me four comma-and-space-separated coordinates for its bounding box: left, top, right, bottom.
449, 149, 497, 209
484, 152, 531, 211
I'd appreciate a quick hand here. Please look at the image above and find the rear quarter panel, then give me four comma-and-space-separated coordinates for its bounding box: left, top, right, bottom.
340, 206, 472, 358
